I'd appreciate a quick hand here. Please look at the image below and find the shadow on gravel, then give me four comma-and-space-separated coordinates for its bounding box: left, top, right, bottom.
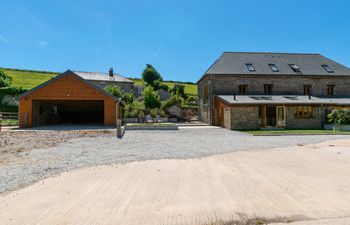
205, 214, 309, 225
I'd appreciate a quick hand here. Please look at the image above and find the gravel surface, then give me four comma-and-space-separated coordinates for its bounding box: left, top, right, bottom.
0, 127, 349, 194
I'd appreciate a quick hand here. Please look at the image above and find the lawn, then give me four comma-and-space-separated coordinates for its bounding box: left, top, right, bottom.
4, 69, 58, 90
1, 119, 19, 126
245, 129, 350, 135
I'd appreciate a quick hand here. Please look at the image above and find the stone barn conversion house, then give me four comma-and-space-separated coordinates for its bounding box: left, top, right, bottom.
18, 70, 131, 128
197, 52, 350, 130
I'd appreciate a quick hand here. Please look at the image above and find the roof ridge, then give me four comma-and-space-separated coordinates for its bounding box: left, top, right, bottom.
223, 51, 320, 55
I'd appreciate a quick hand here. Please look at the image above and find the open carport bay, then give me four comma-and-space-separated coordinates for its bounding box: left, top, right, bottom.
32, 100, 104, 126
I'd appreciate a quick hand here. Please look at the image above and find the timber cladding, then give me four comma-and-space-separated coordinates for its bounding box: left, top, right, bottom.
19, 72, 119, 128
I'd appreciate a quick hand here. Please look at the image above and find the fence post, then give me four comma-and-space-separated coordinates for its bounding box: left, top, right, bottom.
116, 119, 125, 138
0, 114, 2, 132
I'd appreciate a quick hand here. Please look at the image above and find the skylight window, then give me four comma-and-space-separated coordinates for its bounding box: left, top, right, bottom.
289, 64, 301, 73
246, 64, 255, 72
269, 64, 279, 72
322, 65, 334, 73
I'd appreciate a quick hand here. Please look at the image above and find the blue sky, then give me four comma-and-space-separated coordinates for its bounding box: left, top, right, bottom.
0, 0, 349, 82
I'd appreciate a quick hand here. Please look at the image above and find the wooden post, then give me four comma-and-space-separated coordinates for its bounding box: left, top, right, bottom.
0, 114, 2, 132
116, 119, 124, 138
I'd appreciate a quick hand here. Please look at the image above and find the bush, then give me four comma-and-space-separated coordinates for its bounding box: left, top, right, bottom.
104, 85, 123, 98
123, 92, 135, 105
0, 69, 12, 88
163, 95, 183, 109
186, 96, 197, 106
327, 109, 350, 126
142, 86, 161, 109
171, 83, 187, 99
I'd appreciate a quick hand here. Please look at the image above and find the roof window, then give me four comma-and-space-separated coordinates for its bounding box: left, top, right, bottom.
246, 64, 256, 72
289, 64, 301, 73
269, 64, 279, 72
322, 65, 334, 73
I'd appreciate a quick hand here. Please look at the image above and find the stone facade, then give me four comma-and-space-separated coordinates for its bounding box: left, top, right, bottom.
230, 107, 259, 130
198, 74, 350, 129
285, 106, 325, 129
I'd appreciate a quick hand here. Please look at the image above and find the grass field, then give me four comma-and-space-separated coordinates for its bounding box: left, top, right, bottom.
3, 68, 197, 96
4, 69, 58, 90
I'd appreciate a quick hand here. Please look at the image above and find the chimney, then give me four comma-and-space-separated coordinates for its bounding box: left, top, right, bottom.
109, 67, 113, 78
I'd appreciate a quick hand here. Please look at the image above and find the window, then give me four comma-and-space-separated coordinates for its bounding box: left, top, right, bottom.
327, 85, 335, 96
269, 64, 279, 72
264, 84, 273, 94
246, 63, 256, 72
303, 85, 312, 95
322, 65, 334, 73
203, 84, 209, 104
296, 106, 315, 118
238, 85, 248, 94
289, 64, 301, 73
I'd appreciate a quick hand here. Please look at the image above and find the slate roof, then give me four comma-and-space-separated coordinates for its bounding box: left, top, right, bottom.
217, 95, 350, 106
202, 52, 350, 79
73, 71, 133, 83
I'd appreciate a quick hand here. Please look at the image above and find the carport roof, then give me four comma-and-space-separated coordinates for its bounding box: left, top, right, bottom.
18, 70, 121, 102
217, 95, 350, 106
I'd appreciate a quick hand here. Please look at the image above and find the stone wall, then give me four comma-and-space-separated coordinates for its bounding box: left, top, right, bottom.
285, 106, 323, 129
211, 74, 350, 96
230, 107, 259, 130
198, 75, 211, 124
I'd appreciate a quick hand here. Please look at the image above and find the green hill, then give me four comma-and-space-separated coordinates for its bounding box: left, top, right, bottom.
2, 68, 197, 96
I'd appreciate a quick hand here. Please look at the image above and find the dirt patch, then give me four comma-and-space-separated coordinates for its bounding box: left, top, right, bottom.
206, 214, 308, 225
0, 130, 114, 163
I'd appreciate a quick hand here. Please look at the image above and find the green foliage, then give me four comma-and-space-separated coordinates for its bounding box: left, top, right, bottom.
141, 64, 163, 88
171, 83, 187, 99
0, 69, 12, 88
129, 78, 197, 96
159, 83, 169, 92
104, 85, 123, 98
163, 95, 184, 109
123, 92, 135, 105
327, 109, 350, 126
150, 108, 166, 117
186, 96, 198, 106
0, 87, 27, 112
142, 86, 161, 109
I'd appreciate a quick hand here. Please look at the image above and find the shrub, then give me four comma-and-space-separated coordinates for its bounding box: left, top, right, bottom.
171, 83, 187, 99
104, 85, 123, 98
327, 109, 350, 126
186, 96, 197, 106
0, 69, 12, 88
142, 86, 161, 109
163, 95, 183, 109
123, 92, 135, 105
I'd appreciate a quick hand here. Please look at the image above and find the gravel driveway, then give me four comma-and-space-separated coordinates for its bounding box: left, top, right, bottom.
0, 127, 349, 194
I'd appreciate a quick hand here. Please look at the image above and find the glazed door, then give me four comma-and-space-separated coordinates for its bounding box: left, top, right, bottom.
276, 106, 286, 127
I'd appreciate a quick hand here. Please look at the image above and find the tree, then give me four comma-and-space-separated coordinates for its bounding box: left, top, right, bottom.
171, 83, 186, 98
142, 64, 163, 87
0, 69, 12, 88
142, 86, 161, 109
104, 85, 123, 98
